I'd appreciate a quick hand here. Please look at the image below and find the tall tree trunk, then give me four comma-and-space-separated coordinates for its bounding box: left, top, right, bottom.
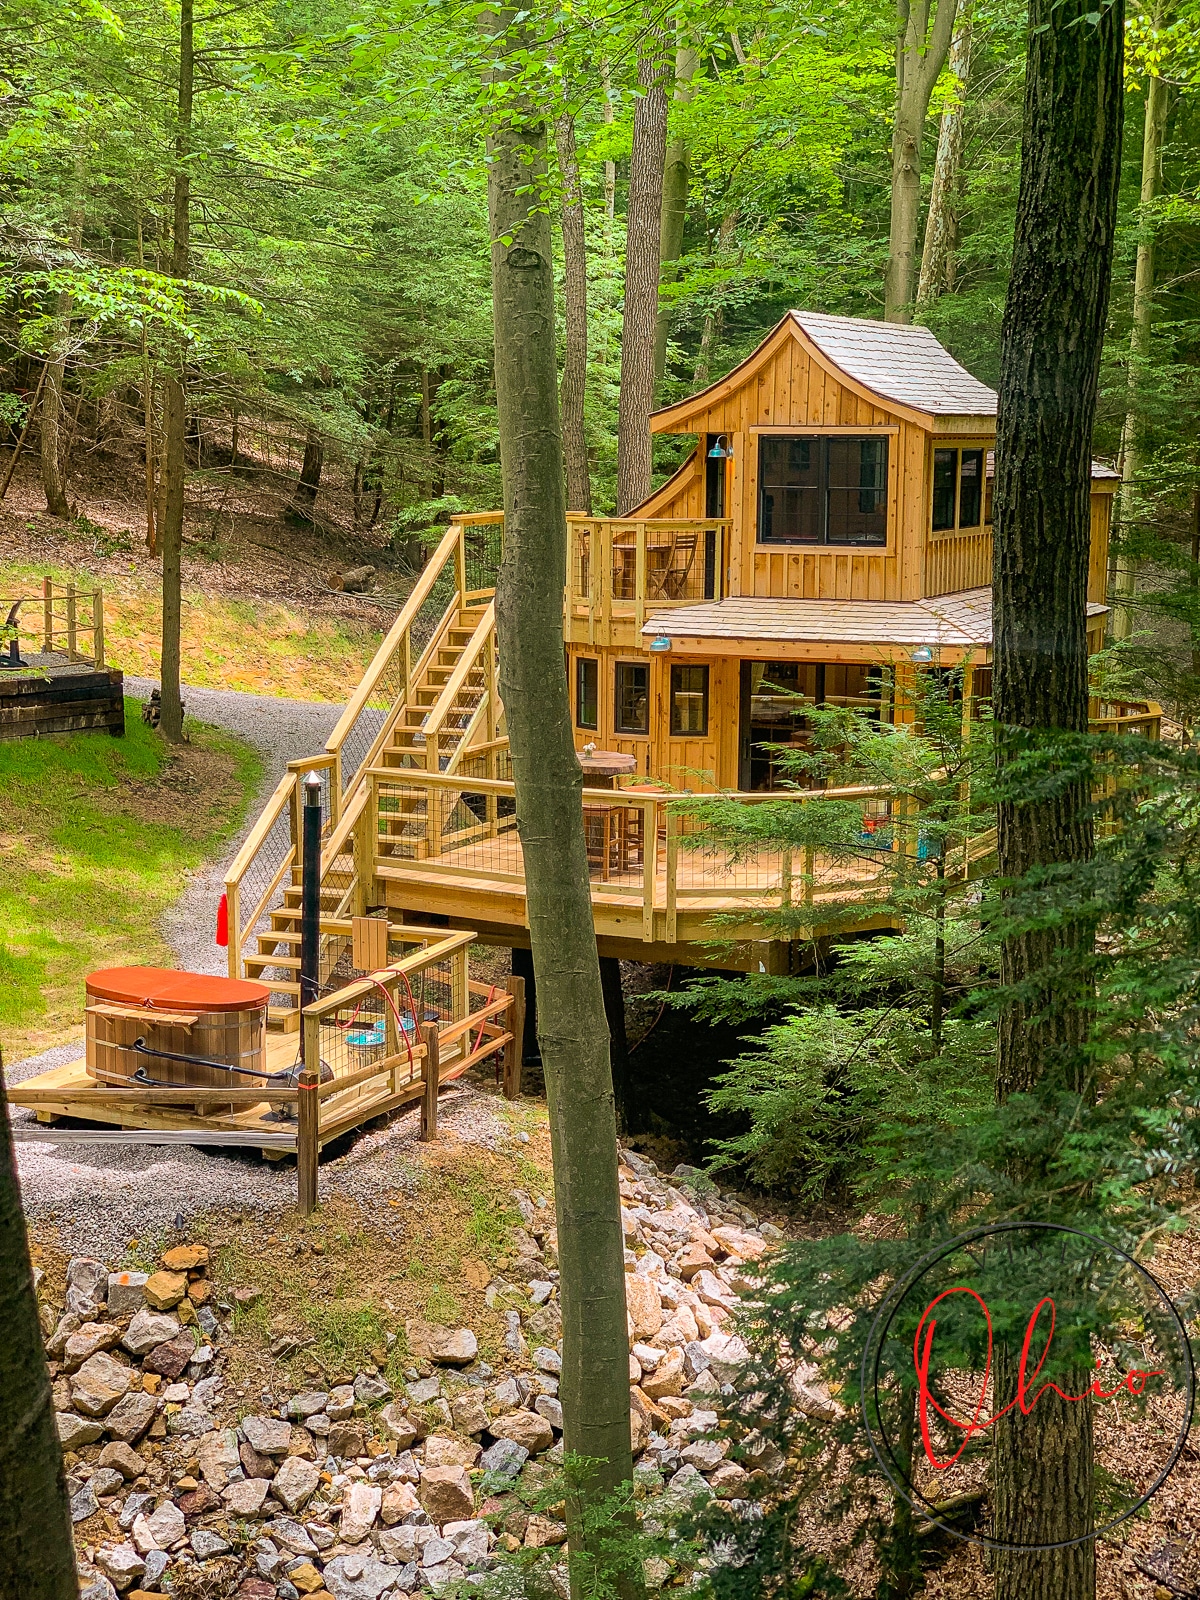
137, 219, 157, 553
693, 208, 739, 386
484, 14, 637, 1594
0, 1062, 76, 1599
884, 0, 960, 322
616, 41, 669, 515
653, 37, 699, 393
916, 10, 972, 307
601, 61, 616, 255
989, 0, 1124, 1586
41, 172, 84, 518
1113, 38, 1169, 638
555, 112, 592, 514
158, 0, 193, 745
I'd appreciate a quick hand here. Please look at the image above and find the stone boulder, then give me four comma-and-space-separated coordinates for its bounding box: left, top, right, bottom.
142, 1271, 188, 1311
625, 1276, 663, 1342
121, 1310, 181, 1359
104, 1391, 158, 1444
490, 1410, 554, 1454
339, 1480, 382, 1542
271, 1454, 320, 1513
418, 1465, 474, 1523
72, 1352, 133, 1417
241, 1414, 292, 1457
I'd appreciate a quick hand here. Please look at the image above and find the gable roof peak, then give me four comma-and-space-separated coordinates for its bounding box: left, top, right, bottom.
790, 310, 998, 418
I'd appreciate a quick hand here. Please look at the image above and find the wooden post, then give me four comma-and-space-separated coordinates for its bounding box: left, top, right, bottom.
42, 576, 52, 652
66, 583, 77, 660
225, 879, 241, 979
665, 806, 679, 946
454, 522, 467, 604
297, 1016, 320, 1213
503, 974, 525, 1100
93, 587, 104, 666
420, 1021, 439, 1141
635, 521, 646, 632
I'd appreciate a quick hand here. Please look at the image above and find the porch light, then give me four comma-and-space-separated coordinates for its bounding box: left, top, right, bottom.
911, 646, 934, 662
649, 636, 672, 653
707, 435, 733, 459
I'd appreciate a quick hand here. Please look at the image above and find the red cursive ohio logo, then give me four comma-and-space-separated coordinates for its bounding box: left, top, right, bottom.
913, 1287, 1164, 1471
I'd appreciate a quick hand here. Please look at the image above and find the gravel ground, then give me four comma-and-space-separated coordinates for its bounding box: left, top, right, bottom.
8, 677, 512, 1257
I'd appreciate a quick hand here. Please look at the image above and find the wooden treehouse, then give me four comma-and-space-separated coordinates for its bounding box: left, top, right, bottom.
218, 312, 1158, 990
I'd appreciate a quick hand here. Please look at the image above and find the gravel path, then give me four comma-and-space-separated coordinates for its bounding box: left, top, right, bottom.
7, 677, 512, 1256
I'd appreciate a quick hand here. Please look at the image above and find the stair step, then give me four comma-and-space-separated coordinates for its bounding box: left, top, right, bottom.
246, 953, 302, 970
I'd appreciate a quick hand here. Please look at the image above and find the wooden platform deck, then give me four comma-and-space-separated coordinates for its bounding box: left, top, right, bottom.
0, 653, 124, 740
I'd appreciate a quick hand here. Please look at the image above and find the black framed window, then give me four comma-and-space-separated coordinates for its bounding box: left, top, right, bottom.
959, 449, 983, 528
614, 661, 649, 733
758, 436, 888, 546
670, 664, 709, 736
932, 448, 957, 531
575, 657, 598, 729
932, 446, 987, 532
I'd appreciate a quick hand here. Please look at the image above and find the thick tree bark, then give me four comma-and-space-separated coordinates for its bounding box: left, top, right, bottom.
484, 13, 637, 1593
601, 61, 616, 255
653, 38, 699, 393
616, 41, 669, 515
555, 112, 592, 514
884, 0, 959, 322
916, 11, 972, 307
290, 423, 324, 516
989, 0, 1124, 1587
0, 1063, 76, 1598
1113, 43, 1169, 636
158, 0, 193, 745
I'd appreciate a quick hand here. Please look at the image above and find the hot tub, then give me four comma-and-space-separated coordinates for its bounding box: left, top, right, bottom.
84, 967, 270, 1088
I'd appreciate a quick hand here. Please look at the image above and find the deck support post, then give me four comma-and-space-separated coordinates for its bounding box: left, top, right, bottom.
502, 974, 525, 1099
420, 1022, 439, 1141
296, 1064, 319, 1214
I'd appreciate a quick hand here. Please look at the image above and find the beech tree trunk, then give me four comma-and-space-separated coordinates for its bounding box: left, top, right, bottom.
693, 209, 739, 386
0, 1064, 75, 1599
884, 0, 959, 322
990, 0, 1124, 1587
616, 41, 669, 515
291, 423, 324, 514
653, 38, 699, 393
555, 112, 592, 514
1113, 40, 1169, 636
484, 12, 637, 1593
916, 11, 972, 306
158, 0, 193, 745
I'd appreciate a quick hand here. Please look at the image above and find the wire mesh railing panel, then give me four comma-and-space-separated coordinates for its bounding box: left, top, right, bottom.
461, 519, 503, 593
571, 525, 591, 599
236, 795, 296, 958
337, 648, 406, 797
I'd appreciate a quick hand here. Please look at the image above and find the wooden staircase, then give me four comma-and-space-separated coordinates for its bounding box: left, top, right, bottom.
224, 518, 507, 1029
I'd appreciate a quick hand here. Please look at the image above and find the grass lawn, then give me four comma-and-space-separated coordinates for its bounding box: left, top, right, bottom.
0, 702, 261, 1061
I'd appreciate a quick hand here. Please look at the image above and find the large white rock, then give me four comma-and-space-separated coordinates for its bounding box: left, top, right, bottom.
339, 1480, 382, 1542
131, 1499, 185, 1554
121, 1310, 181, 1358
271, 1454, 320, 1513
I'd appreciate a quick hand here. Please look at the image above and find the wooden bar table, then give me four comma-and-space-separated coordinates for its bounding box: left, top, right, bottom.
577, 749, 638, 879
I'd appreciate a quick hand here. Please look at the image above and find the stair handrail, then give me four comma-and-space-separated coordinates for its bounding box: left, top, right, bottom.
224, 768, 299, 979
418, 600, 497, 771
325, 522, 466, 795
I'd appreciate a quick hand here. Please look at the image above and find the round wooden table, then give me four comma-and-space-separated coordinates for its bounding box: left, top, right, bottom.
577, 749, 637, 788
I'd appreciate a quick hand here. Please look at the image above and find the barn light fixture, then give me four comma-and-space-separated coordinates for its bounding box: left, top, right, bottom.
649, 636, 673, 653
911, 646, 934, 662
707, 435, 733, 459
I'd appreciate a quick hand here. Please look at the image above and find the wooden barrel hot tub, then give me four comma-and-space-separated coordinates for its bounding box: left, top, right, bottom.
85, 967, 271, 1088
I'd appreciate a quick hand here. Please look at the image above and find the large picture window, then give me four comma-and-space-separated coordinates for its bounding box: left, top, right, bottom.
670, 664, 709, 736
614, 661, 649, 734
758, 435, 888, 546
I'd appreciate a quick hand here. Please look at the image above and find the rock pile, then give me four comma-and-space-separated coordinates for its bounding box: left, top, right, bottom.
48, 1150, 785, 1600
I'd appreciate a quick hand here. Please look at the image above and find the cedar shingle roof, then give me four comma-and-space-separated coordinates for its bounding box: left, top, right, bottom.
643, 590, 1109, 649
791, 312, 999, 417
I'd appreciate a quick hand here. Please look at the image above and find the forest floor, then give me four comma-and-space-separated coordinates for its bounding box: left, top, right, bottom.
0, 442, 420, 701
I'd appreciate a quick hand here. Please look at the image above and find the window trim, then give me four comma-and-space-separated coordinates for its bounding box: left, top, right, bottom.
669, 663, 710, 738
752, 429, 895, 550
613, 659, 651, 737
928, 441, 995, 538
575, 656, 598, 731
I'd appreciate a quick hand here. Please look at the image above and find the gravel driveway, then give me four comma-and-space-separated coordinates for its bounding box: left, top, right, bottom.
7, 677, 508, 1256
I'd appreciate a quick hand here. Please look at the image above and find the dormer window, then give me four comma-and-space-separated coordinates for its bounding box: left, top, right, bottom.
932, 447, 987, 532
758, 436, 888, 546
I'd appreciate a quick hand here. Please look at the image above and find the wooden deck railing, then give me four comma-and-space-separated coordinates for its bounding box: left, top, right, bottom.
297, 930, 523, 1210
567, 516, 732, 644
0, 579, 105, 666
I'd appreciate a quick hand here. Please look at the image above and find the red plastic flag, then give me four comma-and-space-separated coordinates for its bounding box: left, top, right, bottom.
215, 892, 229, 947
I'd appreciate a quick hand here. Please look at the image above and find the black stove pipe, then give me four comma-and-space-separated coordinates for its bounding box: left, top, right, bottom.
299, 771, 323, 1011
